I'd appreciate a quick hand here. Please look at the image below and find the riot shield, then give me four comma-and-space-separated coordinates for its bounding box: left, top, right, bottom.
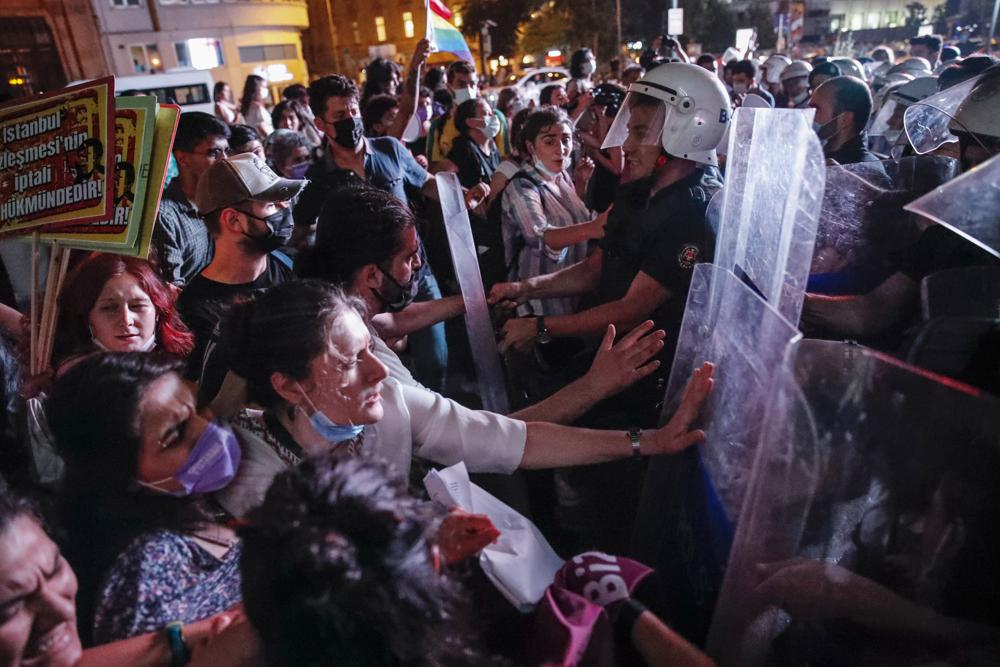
903, 74, 982, 155
809, 155, 960, 295
631, 263, 801, 642
707, 338, 1000, 666
435, 172, 509, 413
713, 107, 826, 324
904, 151, 1000, 259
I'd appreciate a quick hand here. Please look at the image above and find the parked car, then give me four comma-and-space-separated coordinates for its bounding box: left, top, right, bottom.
483, 67, 570, 107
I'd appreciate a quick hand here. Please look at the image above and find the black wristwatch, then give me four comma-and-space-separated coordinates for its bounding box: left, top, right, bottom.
536, 316, 552, 344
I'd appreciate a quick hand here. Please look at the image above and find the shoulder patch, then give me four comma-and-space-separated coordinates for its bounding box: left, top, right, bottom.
678, 243, 701, 269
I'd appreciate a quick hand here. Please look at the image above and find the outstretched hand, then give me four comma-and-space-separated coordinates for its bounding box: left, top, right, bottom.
584, 321, 665, 400
643, 362, 714, 456
436, 509, 501, 565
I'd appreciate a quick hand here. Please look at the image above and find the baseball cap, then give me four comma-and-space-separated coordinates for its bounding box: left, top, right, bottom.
194, 153, 307, 214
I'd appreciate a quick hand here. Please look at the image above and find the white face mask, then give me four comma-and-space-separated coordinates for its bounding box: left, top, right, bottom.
790, 90, 810, 106
732, 82, 749, 95
454, 86, 477, 104
91, 330, 156, 352
260, 87, 270, 102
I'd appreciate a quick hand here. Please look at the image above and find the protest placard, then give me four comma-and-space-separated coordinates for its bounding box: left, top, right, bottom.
41, 96, 156, 250
0, 77, 116, 234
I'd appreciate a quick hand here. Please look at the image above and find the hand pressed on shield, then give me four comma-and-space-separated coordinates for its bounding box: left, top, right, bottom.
641, 362, 714, 456
583, 321, 665, 400
464, 182, 490, 211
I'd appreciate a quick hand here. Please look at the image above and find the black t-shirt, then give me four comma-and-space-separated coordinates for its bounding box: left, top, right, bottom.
178, 255, 292, 403
597, 165, 722, 397
447, 135, 500, 189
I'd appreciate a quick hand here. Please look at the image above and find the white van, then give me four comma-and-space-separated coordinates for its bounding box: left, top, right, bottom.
113, 70, 215, 114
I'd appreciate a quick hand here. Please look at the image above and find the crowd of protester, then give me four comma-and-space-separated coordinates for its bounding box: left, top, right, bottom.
0, 28, 998, 667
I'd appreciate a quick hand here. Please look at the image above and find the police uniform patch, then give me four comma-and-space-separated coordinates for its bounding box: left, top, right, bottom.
678, 243, 700, 269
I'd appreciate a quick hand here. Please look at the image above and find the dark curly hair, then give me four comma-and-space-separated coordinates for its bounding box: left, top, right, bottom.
308, 75, 360, 120
240, 454, 486, 666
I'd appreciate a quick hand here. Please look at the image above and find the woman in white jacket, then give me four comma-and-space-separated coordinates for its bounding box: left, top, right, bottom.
214, 280, 713, 517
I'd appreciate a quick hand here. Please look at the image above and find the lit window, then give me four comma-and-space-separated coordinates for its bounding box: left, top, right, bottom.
375, 16, 387, 42
850, 14, 863, 30
111, 0, 141, 7
403, 11, 414, 39
238, 44, 298, 63
867, 12, 880, 28
352, 21, 361, 45
453, 11, 462, 28
175, 38, 224, 69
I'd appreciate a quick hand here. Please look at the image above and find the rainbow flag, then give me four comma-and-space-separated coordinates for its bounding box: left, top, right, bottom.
427, 0, 473, 64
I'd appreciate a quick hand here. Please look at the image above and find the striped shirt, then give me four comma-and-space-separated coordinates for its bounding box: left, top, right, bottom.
501, 163, 592, 316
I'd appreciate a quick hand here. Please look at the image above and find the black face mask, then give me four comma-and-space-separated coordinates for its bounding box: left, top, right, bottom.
239, 206, 293, 254
332, 116, 364, 150
373, 264, 418, 312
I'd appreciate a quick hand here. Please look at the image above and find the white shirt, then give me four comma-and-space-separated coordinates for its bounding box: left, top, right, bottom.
216, 378, 526, 517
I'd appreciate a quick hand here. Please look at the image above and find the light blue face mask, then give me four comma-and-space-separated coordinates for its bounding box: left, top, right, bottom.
297, 383, 364, 444
485, 114, 501, 139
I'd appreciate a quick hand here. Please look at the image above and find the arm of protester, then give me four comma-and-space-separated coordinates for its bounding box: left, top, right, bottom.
801, 273, 916, 338
488, 250, 604, 311
151, 213, 187, 287
569, 91, 595, 124
498, 270, 667, 354
77, 608, 249, 667
421, 174, 490, 210
573, 156, 595, 199
633, 612, 716, 667
388, 39, 431, 140
518, 363, 713, 468
542, 205, 611, 251
510, 321, 664, 424
370, 296, 465, 340
753, 559, 1000, 646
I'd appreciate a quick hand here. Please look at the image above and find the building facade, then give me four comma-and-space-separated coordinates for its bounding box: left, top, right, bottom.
1, 0, 110, 99
303, 0, 460, 79
90, 0, 310, 96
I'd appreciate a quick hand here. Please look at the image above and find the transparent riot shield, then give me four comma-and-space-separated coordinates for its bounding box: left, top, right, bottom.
436, 172, 509, 413
903, 74, 982, 155
631, 263, 801, 642
713, 106, 826, 324
904, 151, 1000, 259
809, 155, 960, 295
707, 338, 1000, 666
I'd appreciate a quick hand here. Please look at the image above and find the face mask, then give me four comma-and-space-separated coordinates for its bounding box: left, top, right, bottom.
531, 148, 566, 179
581, 61, 596, 77
260, 88, 270, 102
139, 421, 242, 497
240, 206, 293, 253
91, 331, 157, 352
485, 115, 501, 139
417, 105, 430, 122
812, 114, 845, 150
454, 86, 477, 104
790, 90, 809, 106
297, 384, 365, 444
332, 116, 364, 150
733, 82, 749, 95
287, 161, 311, 180
374, 264, 418, 312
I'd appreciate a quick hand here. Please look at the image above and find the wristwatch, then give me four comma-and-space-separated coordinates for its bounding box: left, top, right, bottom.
627, 427, 642, 458
536, 316, 552, 345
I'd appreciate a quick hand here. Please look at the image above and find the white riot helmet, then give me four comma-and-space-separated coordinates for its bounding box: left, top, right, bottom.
602, 62, 732, 166
950, 71, 1000, 142
830, 57, 865, 81
870, 77, 937, 140
761, 54, 792, 85
779, 60, 813, 84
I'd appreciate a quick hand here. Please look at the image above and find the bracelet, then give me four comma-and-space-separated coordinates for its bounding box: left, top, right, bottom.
164, 621, 190, 667
627, 427, 642, 458
614, 597, 648, 646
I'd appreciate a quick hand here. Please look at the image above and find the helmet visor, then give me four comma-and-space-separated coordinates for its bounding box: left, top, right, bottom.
904, 74, 982, 154
601, 93, 668, 151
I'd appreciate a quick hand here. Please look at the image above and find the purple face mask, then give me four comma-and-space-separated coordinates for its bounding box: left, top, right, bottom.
139, 421, 242, 497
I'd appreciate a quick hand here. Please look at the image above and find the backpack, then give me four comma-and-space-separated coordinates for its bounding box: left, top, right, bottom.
478, 169, 545, 292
